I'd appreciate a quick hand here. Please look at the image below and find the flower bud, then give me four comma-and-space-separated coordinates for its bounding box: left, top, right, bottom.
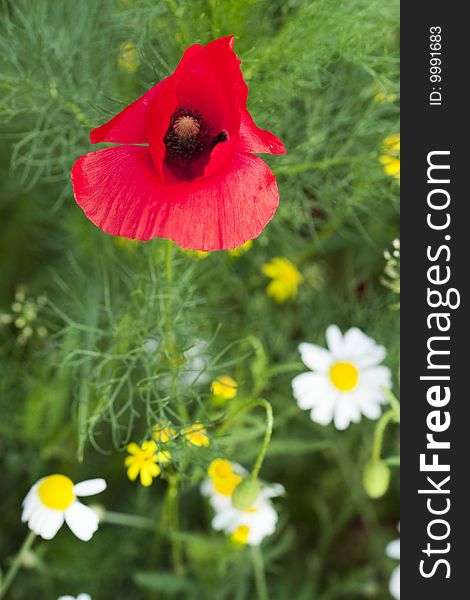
363, 460, 390, 499
231, 478, 261, 510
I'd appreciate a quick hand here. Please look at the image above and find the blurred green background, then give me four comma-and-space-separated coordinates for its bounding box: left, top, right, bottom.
0, 0, 399, 598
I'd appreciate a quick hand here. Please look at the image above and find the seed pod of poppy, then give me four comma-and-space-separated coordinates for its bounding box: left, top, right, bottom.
363, 460, 391, 499
231, 478, 261, 510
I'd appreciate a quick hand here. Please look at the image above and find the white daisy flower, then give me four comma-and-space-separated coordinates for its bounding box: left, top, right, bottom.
22, 474, 106, 541
182, 339, 211, 385
386, 525, 400, 599
58, 595, 91, 600
201, 459, 283, 546
292, 325, 392, 430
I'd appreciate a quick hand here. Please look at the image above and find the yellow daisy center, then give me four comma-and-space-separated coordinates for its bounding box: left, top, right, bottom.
37, 474, 75, 510
208, 459, 242, 496
329, 362, 359, 391
231, 525, 250, 545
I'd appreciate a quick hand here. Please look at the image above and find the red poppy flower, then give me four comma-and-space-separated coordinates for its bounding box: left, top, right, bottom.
71, 36, 285, 251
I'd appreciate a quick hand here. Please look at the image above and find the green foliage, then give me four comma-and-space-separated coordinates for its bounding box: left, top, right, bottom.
0, 0, 399, 598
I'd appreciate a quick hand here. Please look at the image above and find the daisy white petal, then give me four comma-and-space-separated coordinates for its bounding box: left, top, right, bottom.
360, 366, 392, 390
310, 389, 337, 426
343, 327, 377, 355
333, 396, 362, 430
325, 324, 344, 356
389, 565, 400, 599
21, 489, 40, 523
356, 394, 383, 420
386, 527, 400, 599
261, 483, 285, 500
354, 345, 387, 368
200, 478, 214, 498
28, 507, 53, 537
65, 502, 99, 541
39, 510, 65, 540
212, 510, 236, 531
73, 478, 107, 497
386, 539, 401, 560
292, 372, 328, 409
77, 595, 92, 600
298, 342, 332, 372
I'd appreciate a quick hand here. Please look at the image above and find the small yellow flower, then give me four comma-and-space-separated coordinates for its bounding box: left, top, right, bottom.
208, 459, 241, 496
115, 236, 141, 250
183, 422, 210, 447
379, 134, 400, 180
180, 248, 210, 260
380, 156, 400, 179
211, 375, 238, 402
370, 83, 397, 104
125, 441, 160, 487
153, 422, 177, 444
383, 134, 400, 153
117, 41, 139, 73
261, 257, 302, 303
228, 240, 253, 257
156, 450, 171, 464
230, 524, 250, 545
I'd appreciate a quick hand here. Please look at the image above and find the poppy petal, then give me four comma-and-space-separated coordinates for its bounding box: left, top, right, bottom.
89, 43, 206, 146
71, 145, 279, 250
238, 110, 286, 155
90, 82, 167, 144
146, 36, 241, 177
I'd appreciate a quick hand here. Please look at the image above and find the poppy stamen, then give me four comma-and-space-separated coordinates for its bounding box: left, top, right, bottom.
212, 129, 229, 148
173, 115, 201, 145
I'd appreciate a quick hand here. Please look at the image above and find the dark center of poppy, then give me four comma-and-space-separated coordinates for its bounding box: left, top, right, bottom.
163, 107, 229, 181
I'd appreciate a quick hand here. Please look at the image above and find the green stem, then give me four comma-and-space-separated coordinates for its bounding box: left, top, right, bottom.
383, 386, 401, 415
371, 410, 397, 463
0, 531, 36, 599
165, 239, 174, 286
218, 399, 273, 481
162, 241, 188, 422
167, 476, 184, 574
251, 546, 269, 600
102, 510, 155, 530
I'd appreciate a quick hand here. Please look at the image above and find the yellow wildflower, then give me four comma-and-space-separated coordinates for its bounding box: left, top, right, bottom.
156, 449, 171, 464
211, 375, 238, 402
117, 41, 139, 73
183, 422, 210, 447
153, 422, 177, 444
379, 134, 400, 180
371, 83, 397, 104
228, 240, 253, 257
180, 248, 210, 260
125, 441, 160, 487
208, 459, 242, 496
261, 257, 302, 303
115, 236, 140, 250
